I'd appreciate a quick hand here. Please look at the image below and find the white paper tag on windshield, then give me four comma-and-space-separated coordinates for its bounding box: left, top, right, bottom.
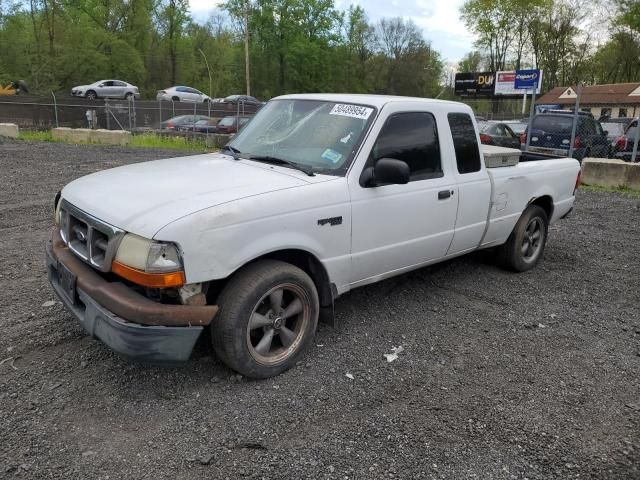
330, 104, 373, 120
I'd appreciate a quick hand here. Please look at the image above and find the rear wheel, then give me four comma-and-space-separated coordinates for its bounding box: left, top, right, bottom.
498, 205, 548, 272
125, 92, 133, 100
212, 260, 319, 378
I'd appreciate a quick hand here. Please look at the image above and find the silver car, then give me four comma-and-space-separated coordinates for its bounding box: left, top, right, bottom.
71, 80, 140, 100
156, 86, 212, 104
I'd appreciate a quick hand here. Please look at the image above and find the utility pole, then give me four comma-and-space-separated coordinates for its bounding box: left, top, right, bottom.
244, 4, 251, 96
198, 48, 212, 99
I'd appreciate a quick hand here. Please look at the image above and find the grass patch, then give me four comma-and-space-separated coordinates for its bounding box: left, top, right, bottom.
130, 133, 208, 151
580, 184, 640, 198
19, 130, 56, 142
18, 129, 211, 152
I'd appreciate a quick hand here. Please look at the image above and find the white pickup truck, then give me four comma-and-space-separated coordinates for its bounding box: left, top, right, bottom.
47, 94, 581, 378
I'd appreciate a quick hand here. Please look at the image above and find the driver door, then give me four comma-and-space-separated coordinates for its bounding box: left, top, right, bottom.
348, 108, 458, 285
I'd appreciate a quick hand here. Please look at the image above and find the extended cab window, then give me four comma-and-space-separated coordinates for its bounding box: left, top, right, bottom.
371, 112, 442, 181
448, 113, 481, 174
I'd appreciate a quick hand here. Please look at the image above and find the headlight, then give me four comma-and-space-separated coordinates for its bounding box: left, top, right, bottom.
112, 234, 185, 288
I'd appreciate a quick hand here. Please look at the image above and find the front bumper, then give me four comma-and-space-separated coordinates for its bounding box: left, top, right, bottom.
46, 228, 218, 362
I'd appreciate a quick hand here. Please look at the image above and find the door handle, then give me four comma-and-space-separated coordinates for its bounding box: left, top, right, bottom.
438, 190, 452, 200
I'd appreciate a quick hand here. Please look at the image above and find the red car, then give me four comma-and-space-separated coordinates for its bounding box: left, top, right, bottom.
216, 116, 251, 134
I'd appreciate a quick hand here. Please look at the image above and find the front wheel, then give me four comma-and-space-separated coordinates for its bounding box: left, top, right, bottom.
212, 260, 319, 378
498, 205, 548, 272
85, 91, 97, 100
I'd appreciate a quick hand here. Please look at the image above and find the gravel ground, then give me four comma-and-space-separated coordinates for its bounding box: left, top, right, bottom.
0, 138, 638, 479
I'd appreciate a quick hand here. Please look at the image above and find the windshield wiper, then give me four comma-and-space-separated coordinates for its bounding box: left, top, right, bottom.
221, 145, 242, 160
246, 155, 315, 176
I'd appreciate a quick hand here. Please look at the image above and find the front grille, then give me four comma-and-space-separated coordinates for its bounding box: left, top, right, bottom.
59, 199, 124, 272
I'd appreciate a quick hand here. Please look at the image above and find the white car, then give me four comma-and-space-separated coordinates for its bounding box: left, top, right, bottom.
48, 94, 581, 378
71, 80, 140, 100
156, 86, 212, 103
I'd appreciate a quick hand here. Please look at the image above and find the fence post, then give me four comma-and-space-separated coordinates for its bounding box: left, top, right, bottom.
631, 118, 640, 163
159, 100, 163, 131
51, 91, 59, 128
193, 102, 197, 135
105, 99, 110, 130
524, 87, 537, 151
128, 97, 133, 130
568, 83, 584, 159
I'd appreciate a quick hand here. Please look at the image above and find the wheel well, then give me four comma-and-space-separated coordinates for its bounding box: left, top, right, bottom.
172, 96, 180, 102
258, 250, 334, 308
529, 195, 553, 220
207, 250, 334, 309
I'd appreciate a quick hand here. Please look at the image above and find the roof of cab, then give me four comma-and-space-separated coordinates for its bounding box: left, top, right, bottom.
273, 93, 466, 110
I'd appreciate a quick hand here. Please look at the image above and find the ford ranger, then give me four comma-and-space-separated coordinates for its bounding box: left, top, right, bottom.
47, 94, 581, 378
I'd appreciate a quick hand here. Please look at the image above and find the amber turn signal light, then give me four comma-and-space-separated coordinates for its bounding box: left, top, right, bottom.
112, 261, 186, 288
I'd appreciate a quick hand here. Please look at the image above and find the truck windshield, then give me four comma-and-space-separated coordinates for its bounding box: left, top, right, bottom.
227, 99, 376, 174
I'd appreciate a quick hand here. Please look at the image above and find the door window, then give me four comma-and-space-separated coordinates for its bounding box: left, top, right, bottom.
448, 113, 481, 174
494, 124, 507, 136
504, 125, 516, 138
369, 112, 442, 181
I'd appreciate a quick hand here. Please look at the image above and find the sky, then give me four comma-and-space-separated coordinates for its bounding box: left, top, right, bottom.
188, 0, 474, 63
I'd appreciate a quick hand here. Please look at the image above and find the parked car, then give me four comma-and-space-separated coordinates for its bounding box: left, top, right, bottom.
597, 116, 633, 131
175, 116, 216, 132
194, 118, 219, 133
223, 94, 263, 106
216, 115, 252, 134
600, 121, 626, 156
503, 120, 527, 135
71, 80, 140, 100
478, 121, 521, 149
48, 94, 581, 378
157, 86, 212, 103
613, 118, 639, 162
160, 115, 210, 130
524, 111, 610, 161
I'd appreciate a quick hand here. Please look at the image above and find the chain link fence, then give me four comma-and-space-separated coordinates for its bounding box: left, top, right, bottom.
0, 94, 258, 132
459, 95, 639, 163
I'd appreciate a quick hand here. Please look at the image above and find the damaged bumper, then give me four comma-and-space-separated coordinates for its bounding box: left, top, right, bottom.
46, 228, 218, 362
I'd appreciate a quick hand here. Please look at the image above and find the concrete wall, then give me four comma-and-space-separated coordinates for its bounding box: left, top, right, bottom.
52, 127, 131, 146
582, 158, 640, 190
205, 134, 233, 149
0, 123, 19, 138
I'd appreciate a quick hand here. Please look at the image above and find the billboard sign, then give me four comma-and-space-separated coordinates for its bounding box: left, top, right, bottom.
515, 69, 541, 90
495, 70, 542, 95
454, 72, 495, 96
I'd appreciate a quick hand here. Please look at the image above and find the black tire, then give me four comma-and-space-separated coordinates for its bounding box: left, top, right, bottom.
212, 260, 319, 378
125, 92, 133, 100
86, 90, 97, 100
498, 205, 549, 272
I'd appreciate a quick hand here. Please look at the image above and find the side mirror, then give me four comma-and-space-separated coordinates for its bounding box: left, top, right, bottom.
361, 158, 410, 187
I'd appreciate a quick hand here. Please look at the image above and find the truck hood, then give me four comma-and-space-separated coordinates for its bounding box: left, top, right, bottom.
61, 153, 317, 238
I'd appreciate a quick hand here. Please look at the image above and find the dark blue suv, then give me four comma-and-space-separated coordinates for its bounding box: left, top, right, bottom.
525, 111, 610, 161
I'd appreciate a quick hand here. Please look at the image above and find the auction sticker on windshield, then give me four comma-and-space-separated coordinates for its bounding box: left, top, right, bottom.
330, 104, 373, 120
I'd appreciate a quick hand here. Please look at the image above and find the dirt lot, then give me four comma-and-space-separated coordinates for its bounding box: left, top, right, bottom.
0, 138, 638, 479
